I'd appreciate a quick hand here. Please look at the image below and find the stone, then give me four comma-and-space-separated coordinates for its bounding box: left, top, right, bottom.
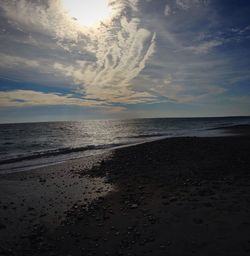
130, 204, 138, 209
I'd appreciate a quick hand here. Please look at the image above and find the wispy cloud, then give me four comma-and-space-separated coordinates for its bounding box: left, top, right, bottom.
163, 0, 209, 16
164, 5, 171, 16
0, 53, 40, 68
0, 89, 126, 112
183, 39, 223, 54
175, 0, 208, 10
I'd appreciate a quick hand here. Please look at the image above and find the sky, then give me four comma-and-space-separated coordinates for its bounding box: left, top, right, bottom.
0, 0, 250, 123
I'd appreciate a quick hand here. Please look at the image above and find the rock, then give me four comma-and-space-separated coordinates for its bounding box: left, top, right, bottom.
130, 204, 138, 209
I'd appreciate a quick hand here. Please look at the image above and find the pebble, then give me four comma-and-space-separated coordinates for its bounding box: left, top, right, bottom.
130, 204, 138, 209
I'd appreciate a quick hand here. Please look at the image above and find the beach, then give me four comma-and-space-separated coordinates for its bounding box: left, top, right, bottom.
0, 125, 250, 256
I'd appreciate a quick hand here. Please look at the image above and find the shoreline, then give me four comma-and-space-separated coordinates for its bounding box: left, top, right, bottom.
1, 124, 249, 175
0, 126, 250, 255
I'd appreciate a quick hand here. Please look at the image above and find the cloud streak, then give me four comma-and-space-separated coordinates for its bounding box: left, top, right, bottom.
0, 89, 126, 112
182, 39, 223, 54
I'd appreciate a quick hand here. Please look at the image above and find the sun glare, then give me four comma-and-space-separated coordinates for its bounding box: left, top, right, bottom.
63, 0, 112, 27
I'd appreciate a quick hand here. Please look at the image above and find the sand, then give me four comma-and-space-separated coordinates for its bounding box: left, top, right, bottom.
0, 125, 250, 256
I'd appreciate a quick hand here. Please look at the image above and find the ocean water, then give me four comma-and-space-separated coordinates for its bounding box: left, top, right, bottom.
0, 116, 250, 173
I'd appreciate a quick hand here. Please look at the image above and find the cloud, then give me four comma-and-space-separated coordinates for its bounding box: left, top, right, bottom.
163, 0, 209, 16
0, 89, 126, 112
52, 12, 156, 104
0, 0, 140, 44
0, 0, 156, 105
1, 0, 78, 40
54, 19, 156, 103
175, 0, 209, 10
183, 39, 223, 54
0, 53, 40, 68
176, 0, 197, 10
146, 73, 226, 103
164, 5, 171, 16
0, 90, 97, 107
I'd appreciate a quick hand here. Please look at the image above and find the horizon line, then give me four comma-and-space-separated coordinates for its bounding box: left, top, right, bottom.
0, 115, 250, 125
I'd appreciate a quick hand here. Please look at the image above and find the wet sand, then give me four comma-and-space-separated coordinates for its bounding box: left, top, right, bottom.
0, 125, 250, 255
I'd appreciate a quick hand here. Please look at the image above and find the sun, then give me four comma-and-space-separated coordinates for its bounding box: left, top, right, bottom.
63, 0, 112, 27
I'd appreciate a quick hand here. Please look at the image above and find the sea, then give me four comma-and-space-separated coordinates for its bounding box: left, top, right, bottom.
0, 116, 250, 173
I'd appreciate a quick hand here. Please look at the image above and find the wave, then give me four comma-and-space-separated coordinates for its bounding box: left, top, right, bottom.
117, 133, 171, 139
0, 143, 123, 165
